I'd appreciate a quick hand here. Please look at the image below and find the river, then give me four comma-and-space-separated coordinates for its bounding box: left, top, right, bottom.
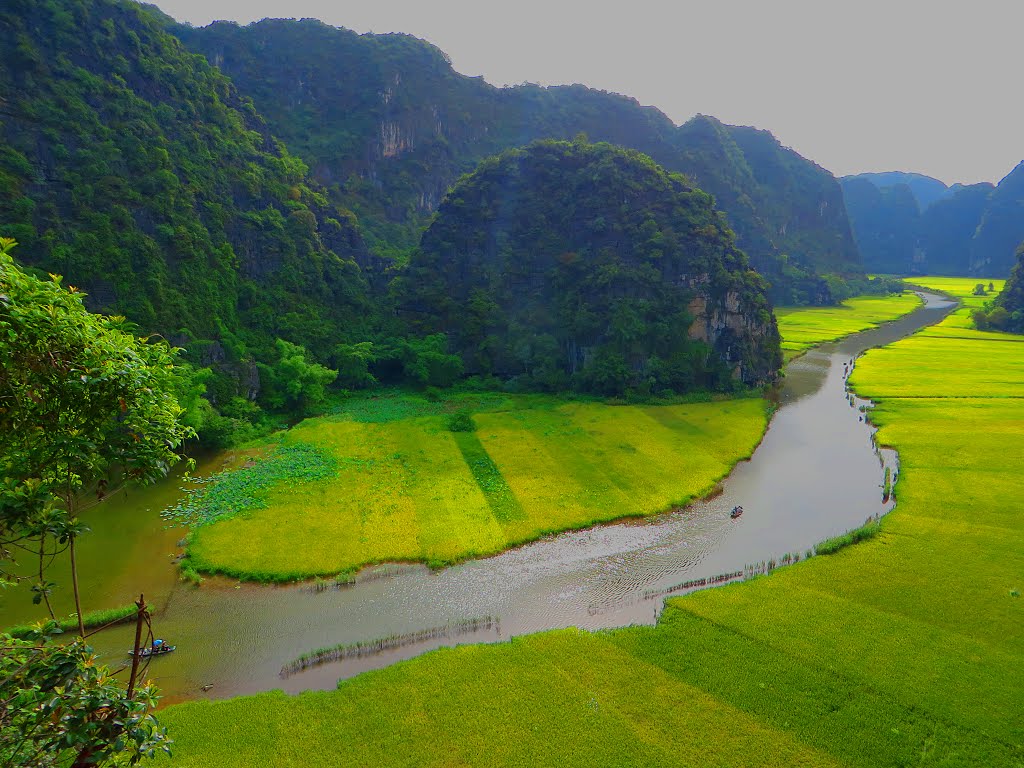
0, 291, 955, 704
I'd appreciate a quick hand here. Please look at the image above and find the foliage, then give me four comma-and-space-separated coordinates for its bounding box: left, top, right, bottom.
0, 0, 373, 426
989, 242, 1024, 333
1, 631, 170, 767
182, 396, 768, 580
4, 603, 136, 639
0, 237, 193, 592
330, 342, 377, 389
0, 237, 189, 766
446, 410, 475, 433
174, 18, 862, 305
257, 339, 338, 414
403, 140, 781, 395
162, 442, 338, 529
812, 519, 881, 556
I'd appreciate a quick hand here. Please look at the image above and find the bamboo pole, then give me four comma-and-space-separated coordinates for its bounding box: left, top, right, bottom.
126, 594, 146, 700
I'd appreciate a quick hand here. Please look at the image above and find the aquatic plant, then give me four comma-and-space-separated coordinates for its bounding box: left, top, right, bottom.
3, 604, 137, 639
280, 617, 498, 676
813, 519, 882, 556
161, 442, 338, 528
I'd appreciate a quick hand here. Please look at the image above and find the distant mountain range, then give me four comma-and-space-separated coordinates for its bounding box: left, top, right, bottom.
841, 166, 1024, 276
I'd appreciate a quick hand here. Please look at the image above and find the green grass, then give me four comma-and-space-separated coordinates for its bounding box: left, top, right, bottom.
812, 518, 881, 556
183, 396, 769, 580
4, 603, 137, 639
158, 283, 1024, 766
776, 292, 923, 356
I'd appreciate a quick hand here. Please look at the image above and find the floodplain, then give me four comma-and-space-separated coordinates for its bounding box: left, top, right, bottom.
152, 288, 1024, 767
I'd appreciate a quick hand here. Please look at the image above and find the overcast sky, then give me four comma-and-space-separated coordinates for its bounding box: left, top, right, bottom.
153, 0, 1021, 185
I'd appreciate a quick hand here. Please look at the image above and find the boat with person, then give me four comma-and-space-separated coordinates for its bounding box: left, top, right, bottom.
730, 505, 744, 519
130, 638, 176, 658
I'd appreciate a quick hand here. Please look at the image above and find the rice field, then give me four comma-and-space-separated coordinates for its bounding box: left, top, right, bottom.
158, 280, 1024, 766
776, 292, 922, 359
184, 397, 769, 580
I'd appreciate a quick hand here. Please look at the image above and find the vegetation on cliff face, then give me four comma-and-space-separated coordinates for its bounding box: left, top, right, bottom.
676, 116, 861, 304
173, 17, 863, 304
402, 140, 782, 395
0, 0, 372, 431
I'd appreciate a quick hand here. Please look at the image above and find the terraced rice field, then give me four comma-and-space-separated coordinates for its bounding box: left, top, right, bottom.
185, 397, 769, 580
776, 292, 922, 360
160, 282, 1024, 766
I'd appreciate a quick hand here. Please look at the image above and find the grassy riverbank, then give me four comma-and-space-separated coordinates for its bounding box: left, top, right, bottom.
158, 283, 1023, 766
776, 292, 922, 360
183, 395, 769, 580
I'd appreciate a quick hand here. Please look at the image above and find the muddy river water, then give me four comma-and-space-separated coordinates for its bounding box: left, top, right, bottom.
0, 292, 955, 703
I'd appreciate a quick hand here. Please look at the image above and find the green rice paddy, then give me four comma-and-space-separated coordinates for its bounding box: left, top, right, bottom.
776, 292, 922, 360
183, 396, 769, 580
158, 282, 1024, 766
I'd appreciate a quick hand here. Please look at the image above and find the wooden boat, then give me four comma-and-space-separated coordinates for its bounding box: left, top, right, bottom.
730, 505, 744, 519
130, 642, 176, 658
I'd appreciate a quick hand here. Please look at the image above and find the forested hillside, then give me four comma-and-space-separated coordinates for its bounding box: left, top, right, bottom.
403, 140, 782, 394
971, 161, 1024, 275
173, 17, 862, 304
989, 242, 1024, 332
0, 0, 373, 379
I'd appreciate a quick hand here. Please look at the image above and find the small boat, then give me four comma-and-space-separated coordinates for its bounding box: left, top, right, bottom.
730, 505, 744, 519
130, 640, 176, 658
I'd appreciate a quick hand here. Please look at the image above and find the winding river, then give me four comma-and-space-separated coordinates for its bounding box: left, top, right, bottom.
0, 291, 955, 704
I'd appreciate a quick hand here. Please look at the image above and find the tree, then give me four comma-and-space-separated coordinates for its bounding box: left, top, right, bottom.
258, 338, 338, 413
1, 626, 170, 767
1, 238, 194, 629
1, 238, 190, 766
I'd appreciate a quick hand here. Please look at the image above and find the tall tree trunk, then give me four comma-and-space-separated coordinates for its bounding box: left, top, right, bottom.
127, 594, 146, 700
36, 534, 56, 620
69, 532, 85, 637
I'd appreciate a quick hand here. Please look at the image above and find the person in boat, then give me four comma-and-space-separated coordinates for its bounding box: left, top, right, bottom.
152, 639, 164, 651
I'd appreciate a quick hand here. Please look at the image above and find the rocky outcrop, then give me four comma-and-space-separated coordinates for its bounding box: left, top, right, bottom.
688, 289, 780, 385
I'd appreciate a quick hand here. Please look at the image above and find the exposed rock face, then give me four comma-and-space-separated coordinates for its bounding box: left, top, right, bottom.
688, 289, 780, 385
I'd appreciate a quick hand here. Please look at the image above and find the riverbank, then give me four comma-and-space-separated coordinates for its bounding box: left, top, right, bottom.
151, 289, 1024, 766
776, 291, 922, 361
182, 395, 771, 582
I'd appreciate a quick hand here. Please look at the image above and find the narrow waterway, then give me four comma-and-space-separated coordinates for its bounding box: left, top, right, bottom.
0, 292, 955, 703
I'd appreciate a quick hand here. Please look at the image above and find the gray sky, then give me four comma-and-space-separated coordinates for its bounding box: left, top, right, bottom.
153, 0, 1021, 185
